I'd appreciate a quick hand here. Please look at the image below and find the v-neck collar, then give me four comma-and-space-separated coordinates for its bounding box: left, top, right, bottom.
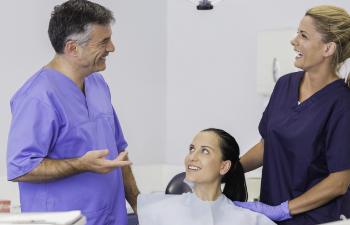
43, 68, 94, 119
293, 71, 344, 111
43, 68, 88, 101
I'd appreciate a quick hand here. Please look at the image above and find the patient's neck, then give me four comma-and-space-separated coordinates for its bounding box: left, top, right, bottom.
193, 180, 222, 201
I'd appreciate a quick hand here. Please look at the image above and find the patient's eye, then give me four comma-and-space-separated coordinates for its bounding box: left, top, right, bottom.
202, 149, 209, 154
189, 146, 195, 152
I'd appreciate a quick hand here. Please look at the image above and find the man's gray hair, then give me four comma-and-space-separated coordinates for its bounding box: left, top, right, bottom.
65, 23, 93, 47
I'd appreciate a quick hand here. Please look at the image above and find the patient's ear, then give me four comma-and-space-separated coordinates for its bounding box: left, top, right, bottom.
220, 160, 231, 176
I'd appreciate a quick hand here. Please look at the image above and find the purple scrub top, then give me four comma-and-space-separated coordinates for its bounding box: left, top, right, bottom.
7, 68, 129, 225
259, 71, 350, 225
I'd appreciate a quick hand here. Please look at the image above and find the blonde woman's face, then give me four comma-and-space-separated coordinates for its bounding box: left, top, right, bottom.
290, 16, 330, 72
185, 132, 227, 185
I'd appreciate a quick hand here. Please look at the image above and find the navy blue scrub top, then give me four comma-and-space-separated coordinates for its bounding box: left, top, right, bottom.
259, 71, 350, 225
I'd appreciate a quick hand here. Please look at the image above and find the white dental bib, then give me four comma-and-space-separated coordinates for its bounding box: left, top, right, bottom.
137, 192, 276, 225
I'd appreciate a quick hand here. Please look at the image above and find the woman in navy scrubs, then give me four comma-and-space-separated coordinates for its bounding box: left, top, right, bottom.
235, 5, 350, 225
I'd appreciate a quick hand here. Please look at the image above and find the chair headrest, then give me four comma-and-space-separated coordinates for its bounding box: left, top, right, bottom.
165, 172, 192, 194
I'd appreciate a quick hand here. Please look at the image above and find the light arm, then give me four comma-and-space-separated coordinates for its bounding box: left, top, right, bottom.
289, 169, 350, 215
240, 140, 264, 173
121, 152, 140, 214
12, 150, 132, 183
234, 169, 350, 221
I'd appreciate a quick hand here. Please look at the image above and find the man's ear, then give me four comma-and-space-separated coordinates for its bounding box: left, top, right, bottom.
64, 40, 79, 56
220, 160, 231, 176
324, 41, 337, 57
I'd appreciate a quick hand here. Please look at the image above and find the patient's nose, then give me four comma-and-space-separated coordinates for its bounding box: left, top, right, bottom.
189, 150, 199, 161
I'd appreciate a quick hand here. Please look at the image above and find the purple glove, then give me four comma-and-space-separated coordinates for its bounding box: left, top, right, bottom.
234, 200, 292, 221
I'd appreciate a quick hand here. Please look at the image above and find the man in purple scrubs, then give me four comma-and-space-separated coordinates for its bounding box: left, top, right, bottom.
6, 1, 139, 224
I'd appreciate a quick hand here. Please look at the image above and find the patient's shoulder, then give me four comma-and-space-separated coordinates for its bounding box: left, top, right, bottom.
217, 196, 276, 225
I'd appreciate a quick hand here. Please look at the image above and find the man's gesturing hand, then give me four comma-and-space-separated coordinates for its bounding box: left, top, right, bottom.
79, 149, 132, 174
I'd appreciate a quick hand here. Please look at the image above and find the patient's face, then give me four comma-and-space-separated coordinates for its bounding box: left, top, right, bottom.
185, 131, 225, 185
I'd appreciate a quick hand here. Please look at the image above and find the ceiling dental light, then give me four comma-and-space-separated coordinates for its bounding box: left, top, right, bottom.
189, 0, 223, 10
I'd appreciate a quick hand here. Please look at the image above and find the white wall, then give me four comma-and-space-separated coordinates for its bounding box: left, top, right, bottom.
165, 0, 350, 168
103, 0, 167, 164
0, 1, 56, 180
2, 0, 350, 207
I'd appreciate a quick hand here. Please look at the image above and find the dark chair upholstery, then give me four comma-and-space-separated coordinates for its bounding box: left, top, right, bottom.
128, 213, 138, 225
165, 172, 192, 194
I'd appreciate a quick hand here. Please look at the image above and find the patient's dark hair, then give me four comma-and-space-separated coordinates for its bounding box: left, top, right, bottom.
202, 128, 248, 202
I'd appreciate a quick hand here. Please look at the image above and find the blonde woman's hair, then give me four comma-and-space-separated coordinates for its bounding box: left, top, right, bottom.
306, 5, 350, 86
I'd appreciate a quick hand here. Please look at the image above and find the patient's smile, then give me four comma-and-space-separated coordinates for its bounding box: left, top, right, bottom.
188, 165, 201, 171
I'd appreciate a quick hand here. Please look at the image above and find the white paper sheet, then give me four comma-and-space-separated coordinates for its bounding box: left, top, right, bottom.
0, 210, 85, 225
138, 193, 276, 225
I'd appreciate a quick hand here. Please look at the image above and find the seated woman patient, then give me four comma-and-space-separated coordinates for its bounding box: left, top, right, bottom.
137, 128, 276, 225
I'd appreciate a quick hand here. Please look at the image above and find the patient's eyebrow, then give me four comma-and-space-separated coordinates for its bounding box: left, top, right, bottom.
190, 144, 216, 151
201, 145, 215, 151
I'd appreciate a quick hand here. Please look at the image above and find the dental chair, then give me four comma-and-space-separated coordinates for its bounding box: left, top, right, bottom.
165, 172, 192, 194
